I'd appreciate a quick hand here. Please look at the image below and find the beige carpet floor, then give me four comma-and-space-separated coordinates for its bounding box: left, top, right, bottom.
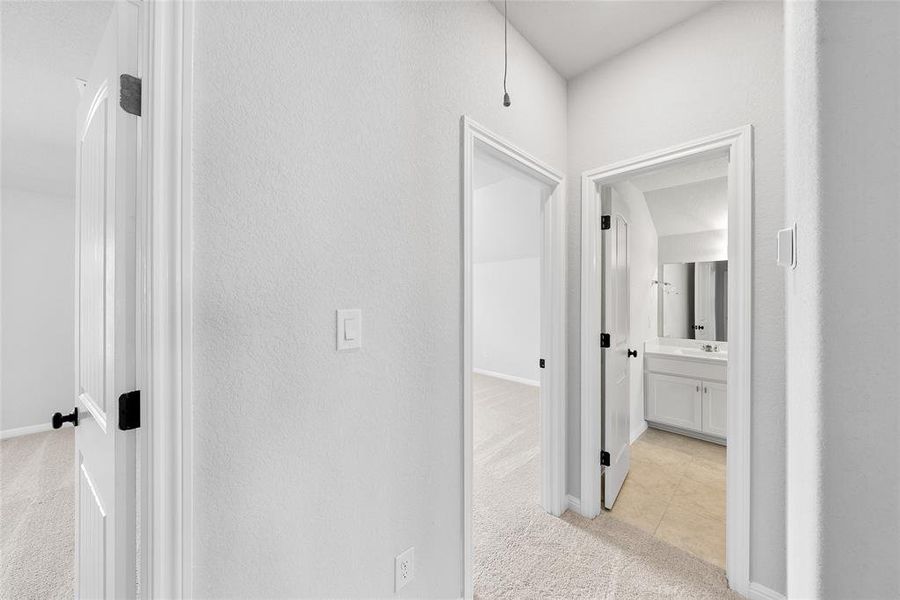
473, 373, 741, 599
0, 429, 75, 600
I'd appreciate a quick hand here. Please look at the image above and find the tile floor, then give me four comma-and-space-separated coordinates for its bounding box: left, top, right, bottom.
607, 427, 726, 568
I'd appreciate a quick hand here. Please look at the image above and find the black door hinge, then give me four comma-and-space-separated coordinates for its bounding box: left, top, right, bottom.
600, 333, 610, 348
601, 215, 611, 230
539, 358, 545, 369
600, 451, 611, 466
118, 390, 141, 431
120, 74, 141, 116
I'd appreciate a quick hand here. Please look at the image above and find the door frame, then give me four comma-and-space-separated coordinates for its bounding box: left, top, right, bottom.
460, 116, 566, 599
579, 126, 753, 595
136, 1, 194, 597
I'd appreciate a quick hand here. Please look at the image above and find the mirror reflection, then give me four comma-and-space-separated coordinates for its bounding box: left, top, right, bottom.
661, 260, 728, 341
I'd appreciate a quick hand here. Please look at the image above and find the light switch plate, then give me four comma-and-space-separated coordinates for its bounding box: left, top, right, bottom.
336, 309, 361, 350
776, 224, 797, 269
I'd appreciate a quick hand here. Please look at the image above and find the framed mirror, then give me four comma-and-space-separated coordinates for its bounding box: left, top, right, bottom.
660, 260, 727, 341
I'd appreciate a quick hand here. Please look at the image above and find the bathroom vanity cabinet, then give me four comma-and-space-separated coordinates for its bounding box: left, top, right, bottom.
643, 346, 727, 444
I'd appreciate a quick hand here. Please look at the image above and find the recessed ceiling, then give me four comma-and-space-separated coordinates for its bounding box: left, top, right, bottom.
1, 1, 113, 193
491, 0, 719, 79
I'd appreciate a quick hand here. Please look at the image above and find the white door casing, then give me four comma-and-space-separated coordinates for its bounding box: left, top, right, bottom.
580, 126, 752, 595
461, 116, 566, 599
601, 195, 630, 509
75, 4, 139, 598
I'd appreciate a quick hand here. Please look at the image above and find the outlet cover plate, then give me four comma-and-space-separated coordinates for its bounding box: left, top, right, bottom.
395, 546, 414, 592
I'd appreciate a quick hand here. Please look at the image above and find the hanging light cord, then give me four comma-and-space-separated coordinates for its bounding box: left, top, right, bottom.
503, 0, 511, 107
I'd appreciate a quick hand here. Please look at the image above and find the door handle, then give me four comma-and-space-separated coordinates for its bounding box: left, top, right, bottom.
52, 407, 79, 429
627, 349, 638, 358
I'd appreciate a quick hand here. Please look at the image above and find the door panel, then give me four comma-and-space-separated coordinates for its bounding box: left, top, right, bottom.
602, 192, 630, 509
75, 4, 138, 598
702, 381, 728, 438
646, 373, 702, 431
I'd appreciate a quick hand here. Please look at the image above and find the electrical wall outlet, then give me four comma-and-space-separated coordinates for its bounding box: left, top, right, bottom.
394, 547, 414, 592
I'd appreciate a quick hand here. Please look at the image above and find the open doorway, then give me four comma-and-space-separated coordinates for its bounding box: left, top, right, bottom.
460, 118, 566, 597
580, 127, 752, 593
1, 3, 116, 597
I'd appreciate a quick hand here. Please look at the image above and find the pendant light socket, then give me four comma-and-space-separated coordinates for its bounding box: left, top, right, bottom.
503, 92, 511, 107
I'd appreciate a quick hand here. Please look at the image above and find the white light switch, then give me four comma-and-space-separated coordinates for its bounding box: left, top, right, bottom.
776, 224, 797, 269
336, 309, 361, 350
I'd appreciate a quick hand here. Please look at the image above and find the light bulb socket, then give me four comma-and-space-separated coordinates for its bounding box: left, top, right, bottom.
503, 92, 511, 107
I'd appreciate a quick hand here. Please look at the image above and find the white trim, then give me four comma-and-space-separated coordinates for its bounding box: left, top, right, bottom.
461, 116, 566, 600
566, 494, 581, 514
748, 582, 786, 600
141, 1, 194, 598
472, 368, 540, 388
0, 422, 54, 440
629, 420, 648, 444
579, 126, 753, 597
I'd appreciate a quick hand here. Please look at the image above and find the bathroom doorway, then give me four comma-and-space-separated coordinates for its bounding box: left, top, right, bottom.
579, 127, 753, 594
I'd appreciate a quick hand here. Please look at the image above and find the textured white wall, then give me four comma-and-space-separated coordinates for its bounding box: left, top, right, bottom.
473, 258, 540, 383
785, 2, 900, 597
473, 170, 543, 384
190, 2, 566, 597
1, 187, 75, 432
566, 1, 785, 592
658, 229, 727, 264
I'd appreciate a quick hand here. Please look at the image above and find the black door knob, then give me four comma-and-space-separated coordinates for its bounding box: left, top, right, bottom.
52, 407, 79, 429
627, 349, 638, 358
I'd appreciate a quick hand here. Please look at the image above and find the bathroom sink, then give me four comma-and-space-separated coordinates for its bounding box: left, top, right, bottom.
675, 347, 727, 359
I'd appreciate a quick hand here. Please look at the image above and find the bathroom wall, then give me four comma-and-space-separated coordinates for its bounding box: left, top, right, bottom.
658, 229, 727, 264
473, 173, 544, 385
611, 182, 658, 441
190, 2, 567, 596
567, 1, 785, 593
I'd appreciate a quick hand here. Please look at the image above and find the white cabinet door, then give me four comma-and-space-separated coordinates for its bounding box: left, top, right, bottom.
646, 373, 702, 432
702, 381, 727, 439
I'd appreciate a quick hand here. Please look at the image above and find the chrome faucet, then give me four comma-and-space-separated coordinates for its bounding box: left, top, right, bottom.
700, 343, 718, 353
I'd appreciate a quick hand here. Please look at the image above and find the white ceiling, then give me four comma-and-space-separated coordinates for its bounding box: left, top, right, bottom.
630, 154, 729, 192
1, 1, 113, 194
642, 176, 728, 237
491, 0, 719, 79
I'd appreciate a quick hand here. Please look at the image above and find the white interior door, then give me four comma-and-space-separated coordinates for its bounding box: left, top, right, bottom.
601, 192, 630, 509
75, 4, 139, 598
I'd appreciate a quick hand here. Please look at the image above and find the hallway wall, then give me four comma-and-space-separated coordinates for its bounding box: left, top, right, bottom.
190, 2, 567, 597
785, 2, 900, 597
566, 1, 785, 593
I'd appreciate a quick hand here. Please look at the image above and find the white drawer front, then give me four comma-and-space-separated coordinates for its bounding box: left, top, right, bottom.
644, 355, 727, 382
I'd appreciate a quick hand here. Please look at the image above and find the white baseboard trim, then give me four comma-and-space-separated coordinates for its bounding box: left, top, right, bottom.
1, 422, 53, 440
473, 368, 540, 387
566, 494, 581, 515
748, 582, 785, 600
630, 420, 648, 443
